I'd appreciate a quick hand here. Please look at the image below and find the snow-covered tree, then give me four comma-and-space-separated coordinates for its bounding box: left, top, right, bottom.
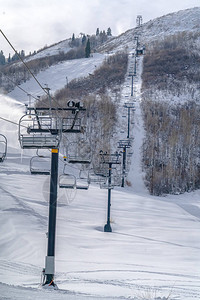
85, 39, 91, 58
0, 50, 6, 65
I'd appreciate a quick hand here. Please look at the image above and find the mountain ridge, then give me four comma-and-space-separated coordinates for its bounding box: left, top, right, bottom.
97, 6, 200, 53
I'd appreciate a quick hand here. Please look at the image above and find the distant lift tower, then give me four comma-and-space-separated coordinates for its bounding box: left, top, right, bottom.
118, 139, 132, 187
136, 15, 143, 27
99, 151, 121, 232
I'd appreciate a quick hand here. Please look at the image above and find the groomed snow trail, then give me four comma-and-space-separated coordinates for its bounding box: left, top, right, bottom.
125, 54, 147, 194
8, 53, 106, 104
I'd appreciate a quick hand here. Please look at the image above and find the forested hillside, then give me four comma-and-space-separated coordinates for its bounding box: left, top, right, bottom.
141, 32, 200, 195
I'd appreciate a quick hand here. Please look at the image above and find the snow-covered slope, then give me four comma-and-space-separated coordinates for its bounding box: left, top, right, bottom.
1, 51, 200, 300
8, 53, 106, 104
98, 7, 200, 52
25, 39, 72, 62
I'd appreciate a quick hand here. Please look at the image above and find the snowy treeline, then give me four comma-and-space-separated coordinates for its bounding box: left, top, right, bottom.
141, 33, 200, 195
0, 49, 85, 92
142, 100, 200, 195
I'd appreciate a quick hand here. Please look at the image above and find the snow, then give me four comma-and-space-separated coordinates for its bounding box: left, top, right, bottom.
1, 31, 200, 300
98, 7, 200, 53
24, 39, 72, 62
8, 53, 106, 104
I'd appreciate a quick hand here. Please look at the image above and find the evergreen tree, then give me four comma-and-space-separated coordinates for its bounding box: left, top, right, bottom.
96, 28, 100, 36
7, 53, 11, 63
11, 52, 19, 62
99, 30, 107, 43
20, 50, 25, 58
107, 27, 112, 36
0, 50, 6, 65
71, 33, 76, 47
85, 38, 91, 58
82, 34, 87, 45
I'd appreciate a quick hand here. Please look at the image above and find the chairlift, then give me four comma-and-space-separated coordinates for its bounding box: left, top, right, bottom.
99, 152, 121, 164
62, 117, 82, 133
30, 155, 51, 175
88, 169, 107, 184
136, 47, 145, 56
111, 167, 122, 186
66, 140, 91, 164
58, 164, 89, 190
79, 169, 89, 179
19, 113, 61, 149
100, 169, 121, 189
59, 174, 76, 189
0, 134, 7, 162
76, 178, 89, 190
118, 139, 132, 149
59, 164, 76, 189
93, 163, 109, 177
113, 174, 122, 186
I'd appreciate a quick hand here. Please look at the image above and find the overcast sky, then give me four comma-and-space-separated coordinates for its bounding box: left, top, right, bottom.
0, 0, 199, 57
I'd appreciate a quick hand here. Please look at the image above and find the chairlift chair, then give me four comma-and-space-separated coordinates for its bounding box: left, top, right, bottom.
19, 114, 61, 149
76, 178, 89, 190
113, 174, 122, 187
58, 164, 76, 189
62, 117, 82, 133
79, 169, 89, 179
136, 48, 145, 56
30, 155, 51, 175
99, 152, 121, 164
93, 163, 109, 177
87, 171, 106, 184
66, 140, 91, 164
99, 170, 121, 189
0, 134, 7, 162
59, 174, 76, 189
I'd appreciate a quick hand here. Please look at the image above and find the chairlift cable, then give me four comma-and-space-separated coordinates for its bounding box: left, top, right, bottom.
0, 30, 62, 114
0, 72, 39, 101
0, 29, 87, 128
0, 29, 49, 96
0, 29, 76, 113
0, 116, 27, 128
